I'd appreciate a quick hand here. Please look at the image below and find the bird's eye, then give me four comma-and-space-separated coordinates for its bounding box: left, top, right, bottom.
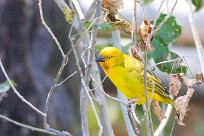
107, 56, 112, 59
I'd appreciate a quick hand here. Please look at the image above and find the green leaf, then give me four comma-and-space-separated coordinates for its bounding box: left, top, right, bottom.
150, 37, 169, 64
193, 0, 204, 11
150, 14, 186, 74
158, 52, 187, 74
155, 14, 181, 44
0, 80, 12, 93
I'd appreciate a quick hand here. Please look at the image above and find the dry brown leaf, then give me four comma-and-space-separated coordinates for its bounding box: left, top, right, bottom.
169, 74, 182, 96
173, 74, 201, 125
137, 20, 154, 52
196, 73, 204, 84
102, 0, 132, 34
130, 46, 142, 61
102, 0, 123, 17
138, 20, 151, 42
151, 101, 166, 122
175, 87, 194, 126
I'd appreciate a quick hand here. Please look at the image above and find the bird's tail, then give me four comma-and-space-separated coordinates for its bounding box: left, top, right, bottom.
165, 97, 176, 108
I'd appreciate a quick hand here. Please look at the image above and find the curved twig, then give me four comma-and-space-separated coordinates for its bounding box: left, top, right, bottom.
0, 59, 45, 117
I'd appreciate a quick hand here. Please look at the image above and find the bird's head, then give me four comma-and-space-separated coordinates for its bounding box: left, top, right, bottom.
96, 47, 124, 68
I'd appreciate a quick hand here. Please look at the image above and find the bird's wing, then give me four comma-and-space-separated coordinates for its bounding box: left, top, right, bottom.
124, 54, 170, 98
124, 54, 144, 75
147, 71, 170, 98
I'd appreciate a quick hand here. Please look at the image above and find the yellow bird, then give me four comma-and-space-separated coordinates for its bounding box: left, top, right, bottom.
96, 47, 175, 107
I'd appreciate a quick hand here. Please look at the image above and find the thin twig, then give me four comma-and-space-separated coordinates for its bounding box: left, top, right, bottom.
0, 59, 45, 117
146, 56, 185, 70
42, 53, 73, 136
38, 0, 65, 58
147, 0, 165, 40
56, 71, 78, 86
143, 1, 178, 135
81, 79, 103, 136
132, 0, 138, 47
43, 57, 68, 129
47, 127, 72, 136
144, 57, 154, 136
90, 74, 108, 91
69, 35, 90, 135
67, 16, 101, 62
187, 0, 204, 74
82, 0, 104, 135
153, 0, 178, 34
0, 114, 55, 135
69, 18, 103, 136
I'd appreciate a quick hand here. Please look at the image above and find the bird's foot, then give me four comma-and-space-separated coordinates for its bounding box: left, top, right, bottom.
127, 98, 139, 112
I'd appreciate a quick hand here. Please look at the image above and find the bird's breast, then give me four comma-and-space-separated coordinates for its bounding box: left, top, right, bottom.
108, 66, 144, 99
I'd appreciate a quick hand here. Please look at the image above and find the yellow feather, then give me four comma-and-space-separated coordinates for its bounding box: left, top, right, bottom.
97, 47, 175, 107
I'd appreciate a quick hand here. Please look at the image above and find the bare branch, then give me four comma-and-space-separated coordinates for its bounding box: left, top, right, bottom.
143, 1, 178, 135
80, 0, 104, 135
43, 57, 68, 129
47, 127, 72, 136
153, 0, 177, 34
68, 31, 90, 135
131, 0, 138, 47
146, 56, 185, 71
69, 8, 104, 136
38, 0, 65, 58
81, 79, 103, 136
0, 114, 55, 135
90, 74, 108, 91
0, 59, 45, 117
56, 71, 78, 86
187, 0, 204, 74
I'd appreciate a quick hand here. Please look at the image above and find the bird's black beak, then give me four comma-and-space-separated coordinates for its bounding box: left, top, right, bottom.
95, 55, 105, 62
